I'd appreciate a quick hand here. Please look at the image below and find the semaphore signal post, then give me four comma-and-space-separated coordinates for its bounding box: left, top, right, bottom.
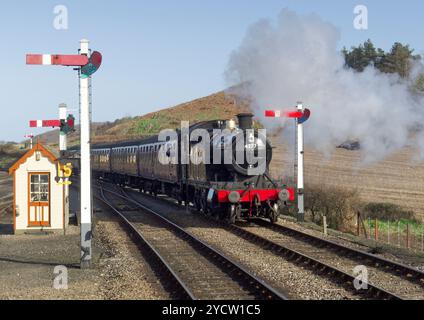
265, 103, 311, 222
29, 103, 75, 155
23, 134, 34, 149
26, 39, 102, 269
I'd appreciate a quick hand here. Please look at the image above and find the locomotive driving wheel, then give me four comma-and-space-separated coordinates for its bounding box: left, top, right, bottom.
194, 196, 202, 212
267, 202, 279, 224
200, 197, 209, 215
223, 204, 240, 225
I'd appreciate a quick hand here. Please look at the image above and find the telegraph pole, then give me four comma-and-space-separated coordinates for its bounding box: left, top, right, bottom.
79, 39, 92, 269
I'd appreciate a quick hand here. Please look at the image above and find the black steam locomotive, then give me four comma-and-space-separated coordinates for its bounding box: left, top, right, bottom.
91, 113, 294, 223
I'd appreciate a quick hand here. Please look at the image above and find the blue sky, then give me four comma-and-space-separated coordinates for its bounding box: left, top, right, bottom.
1, 0, 423, 142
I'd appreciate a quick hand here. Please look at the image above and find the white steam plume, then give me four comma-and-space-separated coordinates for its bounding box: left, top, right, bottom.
225, 9, 424, 163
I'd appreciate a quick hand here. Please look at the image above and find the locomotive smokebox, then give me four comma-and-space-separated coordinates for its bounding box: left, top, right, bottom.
237, 113, 254, 130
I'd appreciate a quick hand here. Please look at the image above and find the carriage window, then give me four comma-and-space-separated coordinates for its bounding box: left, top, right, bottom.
30, 174, 49, 202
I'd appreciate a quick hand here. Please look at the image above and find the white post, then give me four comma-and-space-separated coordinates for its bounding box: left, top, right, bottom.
59, 103, 70, 233
79, 39, 92, 269
323, 216, 328, 235
59, 103, 67, 153
25, 134, 34, 149
296, 102, 305, 222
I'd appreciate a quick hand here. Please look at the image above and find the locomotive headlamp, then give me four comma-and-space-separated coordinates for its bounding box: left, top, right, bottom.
228, 191, 241, 203
227, 119, 236, 131
278, 189, 290, 202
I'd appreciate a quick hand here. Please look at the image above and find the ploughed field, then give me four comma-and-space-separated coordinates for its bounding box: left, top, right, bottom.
270, 138, 424, 220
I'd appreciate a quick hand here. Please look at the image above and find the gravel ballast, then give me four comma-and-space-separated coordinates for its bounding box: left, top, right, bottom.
0, 178, 169, 300
124, 189, 359, 300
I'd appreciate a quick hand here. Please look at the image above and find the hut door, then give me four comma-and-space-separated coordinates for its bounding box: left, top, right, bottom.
28, 173, 50, 227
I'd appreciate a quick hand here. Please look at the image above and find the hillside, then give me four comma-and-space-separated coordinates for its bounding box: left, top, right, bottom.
93, 91, 250, 144
33, 91, 250, 147
31, 90, 424, 220
0, 143, 25, 172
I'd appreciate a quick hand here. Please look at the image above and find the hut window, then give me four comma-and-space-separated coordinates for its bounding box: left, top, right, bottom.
30, 174, 49, 202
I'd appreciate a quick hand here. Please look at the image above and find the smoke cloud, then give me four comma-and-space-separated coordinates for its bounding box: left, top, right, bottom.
225, 9, 424, 164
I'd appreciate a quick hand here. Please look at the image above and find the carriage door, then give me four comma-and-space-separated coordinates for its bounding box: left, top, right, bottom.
28, 173, 50, 227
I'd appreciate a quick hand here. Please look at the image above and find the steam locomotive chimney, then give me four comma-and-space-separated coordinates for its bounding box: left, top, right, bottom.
237, 113, 254, 130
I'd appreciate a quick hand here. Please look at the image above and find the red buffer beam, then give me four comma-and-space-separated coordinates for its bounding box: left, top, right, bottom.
26, 54, 89, 66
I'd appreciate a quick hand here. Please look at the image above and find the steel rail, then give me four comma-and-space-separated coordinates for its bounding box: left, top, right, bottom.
102, 183, 405, 299
101, 185, 289, 300
253, 218, 424, 287
118, 185, 402, 300
226, 223, 403, 300
98, 187, 196, 300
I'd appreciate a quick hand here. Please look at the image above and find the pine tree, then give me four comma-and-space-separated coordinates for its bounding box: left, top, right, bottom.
343, 40, 422, 79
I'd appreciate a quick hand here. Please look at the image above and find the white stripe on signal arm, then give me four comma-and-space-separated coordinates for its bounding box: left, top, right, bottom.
42, 54, 52, 65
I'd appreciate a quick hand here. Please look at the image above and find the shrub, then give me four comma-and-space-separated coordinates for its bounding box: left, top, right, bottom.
132, 113, 171, 135
303, 184, 361, 232
362, 202, 416, 222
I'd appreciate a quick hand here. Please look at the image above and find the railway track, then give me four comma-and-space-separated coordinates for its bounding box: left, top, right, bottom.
119, 185, 410, 300
229, 222, 424, 300
252, 218, 424, 289
224, 224, 404, 300
97, 184, 288, 300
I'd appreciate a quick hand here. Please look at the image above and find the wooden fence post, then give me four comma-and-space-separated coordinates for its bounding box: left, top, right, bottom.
375, 218, 378, 241
406, 224, 410, 249
323, 216, 328, 236
357, 212, 360, 236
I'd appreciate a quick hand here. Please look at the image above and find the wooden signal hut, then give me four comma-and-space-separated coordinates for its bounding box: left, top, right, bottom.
9, 143, 68, 234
